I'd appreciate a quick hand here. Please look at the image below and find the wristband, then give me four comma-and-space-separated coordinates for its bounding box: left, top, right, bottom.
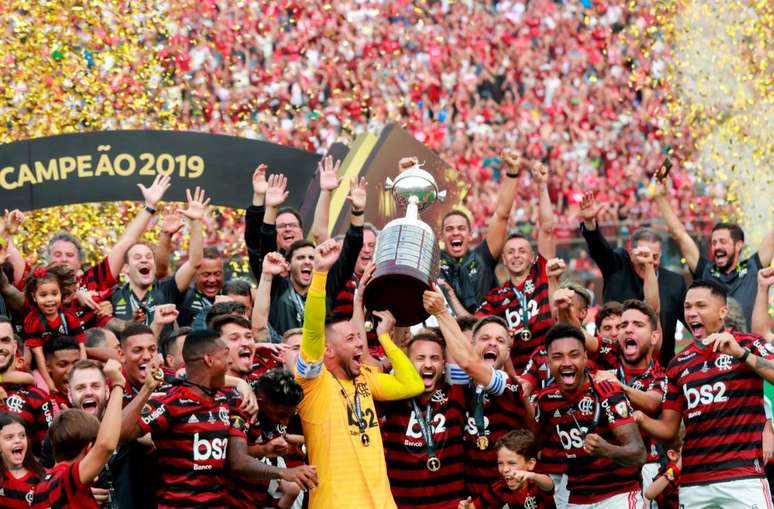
506, 172, 519, 178
738, 348, 751, 364
351, 209, 364, 216
144, 203, 157, 215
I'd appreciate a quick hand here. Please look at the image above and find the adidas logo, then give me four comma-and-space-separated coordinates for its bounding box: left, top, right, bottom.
188, 414, 199, 424
553, 409, 561, 418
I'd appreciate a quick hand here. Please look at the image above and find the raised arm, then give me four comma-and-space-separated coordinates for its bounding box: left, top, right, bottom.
653, 180, 700, 272
759, 228, 774, 267
752, 268, 774, 340
579, 192, 623, 276
108, 175, 172, 278
367, 310, 423, 401
424, 289, 498, 387
298, 240, 341, 373
154, 213, 184, 280
546, 258, 566, 318
532, 161, 556, 259
79, 360, 126, 484
485, 149, 522, 260
309, 155, 341, 245
254, 252, 288, 339
263, 173, 290, 228
245, 165, 268, 278
174, 187, 209, 293
1, 210, 27, 287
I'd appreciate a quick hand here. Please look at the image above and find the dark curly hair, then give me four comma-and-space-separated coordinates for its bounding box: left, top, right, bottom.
24, 263, 77, 309
256, 368, 304, 407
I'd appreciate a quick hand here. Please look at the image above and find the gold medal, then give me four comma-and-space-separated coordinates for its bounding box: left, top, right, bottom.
520, 329, 532, 342
361, 433, 370, 447
476, 435, 489, 450
426, 457, 441, 472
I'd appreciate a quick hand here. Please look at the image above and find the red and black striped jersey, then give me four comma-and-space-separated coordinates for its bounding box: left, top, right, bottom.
379, 383, 467, 508
475, 254, 554, 371
651, 466, 679, 509
331, 273, 358, 317
1, 384, 55, 450
459, 373, 529, 495
22, 310, 85, 349
228, 414, 306, 509
1, 469, 40, 509
536, 379, 640, 504
471, 478, 555, 509
30, 460, 98, 509
663, 332, 773, 486
590, 340, 667, 463
137, 384, 248, 509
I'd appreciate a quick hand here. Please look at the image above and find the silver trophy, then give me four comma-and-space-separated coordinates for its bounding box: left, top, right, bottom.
363, 157, 446, 326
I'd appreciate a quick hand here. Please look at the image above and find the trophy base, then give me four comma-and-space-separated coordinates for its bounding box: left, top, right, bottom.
362, 271, 431, 327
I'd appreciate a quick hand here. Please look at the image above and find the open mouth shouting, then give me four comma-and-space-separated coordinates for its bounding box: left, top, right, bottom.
80, 397, 99, 415
482, 347, 499, 366
448, 238, 464, 254
688, 320, 706, 340
10, 445, 25, 464
622, 337, 639, 358
299, 265, 313, 285
420, 368, 437, 390
558, 367, 577, 387
713, 249, 728, 267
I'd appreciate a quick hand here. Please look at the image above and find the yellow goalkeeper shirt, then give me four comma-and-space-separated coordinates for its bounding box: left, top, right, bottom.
295, 271, 423, 509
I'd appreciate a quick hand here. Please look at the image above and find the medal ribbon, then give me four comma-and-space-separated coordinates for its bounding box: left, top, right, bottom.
473, 386, 487, 442
510, 282, 530, 337
410, 398, 437, 461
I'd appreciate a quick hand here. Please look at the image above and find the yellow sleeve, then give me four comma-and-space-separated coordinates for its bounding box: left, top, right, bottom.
296, 271, 327, 378
367, 332, 424, 401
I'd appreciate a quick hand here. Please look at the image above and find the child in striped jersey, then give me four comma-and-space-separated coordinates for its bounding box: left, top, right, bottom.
0, 412, 44, 509
644, 433, 682, 509
459, 429, 555, 509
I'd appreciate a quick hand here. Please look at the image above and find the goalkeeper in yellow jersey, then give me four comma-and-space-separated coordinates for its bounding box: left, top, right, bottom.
295, 239, 424, 508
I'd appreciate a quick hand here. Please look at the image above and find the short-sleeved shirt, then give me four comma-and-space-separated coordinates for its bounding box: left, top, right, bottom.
475, 254, 554, 371
31, 460, 98, 509
1, 469, 41, 509
111, 276, 184, 325
440, 242, 498, 313
663, 332, 773, 486
22, 310, 85, 348
137, 384, 248, 509
379, 384, 467, 508
693, 253, 762, 329
536, 379, 640, 504
472, 479, 555, 509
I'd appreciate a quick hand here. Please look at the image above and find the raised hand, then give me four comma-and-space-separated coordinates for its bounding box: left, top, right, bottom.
252, 164, 269, 197
579, 192, 603, 224
422, 289, 446, 316
3, 209, 24, 236
138, 174, 172, 208
103, 358, 127, 388
143, 357, 164, 391
552, 288, 575, 311
263, 251, 289, 276
348, 176, 368, 212
318, 155, 341, 191
632, 246, 655, 267
501, 148, 523, 173
702, 332, 744, 357
152, 304, 179, 326
373, 309, 396, 336
160, 212, 184, 236
531, 160, 549, 184
178, 187, 211, 222
265, 173, 289, 208
546, 258, 567, 279
313, 239, 341, 273
758, 267, 774, 288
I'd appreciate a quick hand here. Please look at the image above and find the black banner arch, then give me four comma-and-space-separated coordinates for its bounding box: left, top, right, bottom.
0, 130, 330, 213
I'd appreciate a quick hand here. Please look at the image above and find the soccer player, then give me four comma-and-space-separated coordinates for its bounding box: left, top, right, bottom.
533, 324, 646, 508
121, 329, 316, 508
458, 429, 554, 509
473, 159, 556, 371
592, 300, 667, 496
424, 289, 531, 495
635, 280, 774, 508
438, 150, 525, 313
295, 239, 423, 508
654, 179, 773, 328
379, 330, 467, 508
31, 359, 126, 508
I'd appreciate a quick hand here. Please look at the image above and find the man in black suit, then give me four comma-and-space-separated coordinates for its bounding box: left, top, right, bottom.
579, 192, 686, 366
